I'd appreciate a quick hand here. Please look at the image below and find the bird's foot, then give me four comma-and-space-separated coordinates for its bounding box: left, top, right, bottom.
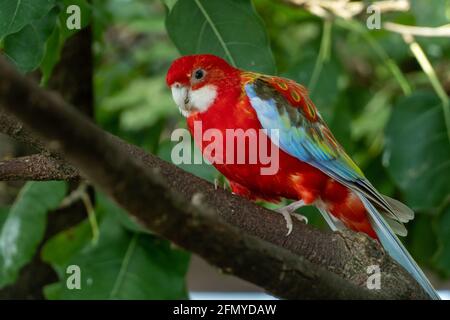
275, 200, 307, 236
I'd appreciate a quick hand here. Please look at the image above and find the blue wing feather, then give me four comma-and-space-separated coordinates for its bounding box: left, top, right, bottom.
245, 82, 361, 182
244, 78, 407, 222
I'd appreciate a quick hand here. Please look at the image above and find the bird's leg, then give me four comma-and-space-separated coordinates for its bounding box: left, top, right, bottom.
275, 200, 307, 236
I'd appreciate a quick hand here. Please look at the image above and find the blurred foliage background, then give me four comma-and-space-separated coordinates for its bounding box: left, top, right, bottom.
0, 0, 449, 298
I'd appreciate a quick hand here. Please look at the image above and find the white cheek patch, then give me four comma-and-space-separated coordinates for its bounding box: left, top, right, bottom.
188, 84, 218, 113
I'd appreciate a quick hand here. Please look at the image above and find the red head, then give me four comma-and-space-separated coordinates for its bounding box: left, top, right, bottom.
166, 54, 240, 117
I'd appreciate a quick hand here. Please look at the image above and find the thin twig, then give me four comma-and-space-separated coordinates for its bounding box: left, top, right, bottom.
401, 33, 450, 142
286, 0, 409, 19
80, 188, 99, 244
384, 22, 450, 38
309, 19, 332, 92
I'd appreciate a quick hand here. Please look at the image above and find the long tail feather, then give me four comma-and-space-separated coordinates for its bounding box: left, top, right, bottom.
357, 193, 440, 300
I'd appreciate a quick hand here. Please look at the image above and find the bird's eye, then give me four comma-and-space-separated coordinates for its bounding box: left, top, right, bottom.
194, 69, 205, 80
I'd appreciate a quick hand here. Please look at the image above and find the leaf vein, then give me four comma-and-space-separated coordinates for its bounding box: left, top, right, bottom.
109, 234, 139, 299
6, 0, 22, 35
194, 0, 236, 67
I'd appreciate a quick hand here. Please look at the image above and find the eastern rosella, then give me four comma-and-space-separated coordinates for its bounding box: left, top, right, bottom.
166, 54, 439, 299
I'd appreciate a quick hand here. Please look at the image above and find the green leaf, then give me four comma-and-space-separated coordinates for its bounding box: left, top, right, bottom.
4, 7, 59, 72
43, 193, 190, 299
42, 192, 151, 274
433, 205, 450, 277
40, 24, 61, 84
0, 181, 67, 288
41, 220, 92, 275
384, 92, 450, 210
2, 0, 91, 74
43, 282, 63, 300
4, 25, 45, 72
166, 0, 276, 74
44, 214, 189, 299
95, 192, 148, 234
161, 0, 179, 11
352, 90, 391, 144
328, 95, 354, 153
410, 0, 450, 27
405, 213, 438, 267
0, 207, 9, 230
0, 0, 56, 39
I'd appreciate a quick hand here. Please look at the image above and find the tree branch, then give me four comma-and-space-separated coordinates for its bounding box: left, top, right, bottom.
0, 56, 429, 299
0, 111, 49, 154
0, 154, 78, 181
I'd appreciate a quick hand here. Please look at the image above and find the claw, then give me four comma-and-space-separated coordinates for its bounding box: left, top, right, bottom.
293, 213, 308, 224
275, 200, 307, 236
277, 209, 293, 236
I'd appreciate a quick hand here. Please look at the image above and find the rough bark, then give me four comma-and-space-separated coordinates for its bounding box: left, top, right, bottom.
0, 55, 429, 299
0, 155, 78, 181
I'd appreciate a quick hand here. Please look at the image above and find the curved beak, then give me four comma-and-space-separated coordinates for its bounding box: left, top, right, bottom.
171, 83, 191, 117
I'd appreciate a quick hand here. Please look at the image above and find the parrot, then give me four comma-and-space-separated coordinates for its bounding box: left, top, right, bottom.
166, 54, 439, 299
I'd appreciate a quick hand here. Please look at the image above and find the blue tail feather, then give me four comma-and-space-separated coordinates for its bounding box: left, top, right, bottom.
357, 193, 440, 300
